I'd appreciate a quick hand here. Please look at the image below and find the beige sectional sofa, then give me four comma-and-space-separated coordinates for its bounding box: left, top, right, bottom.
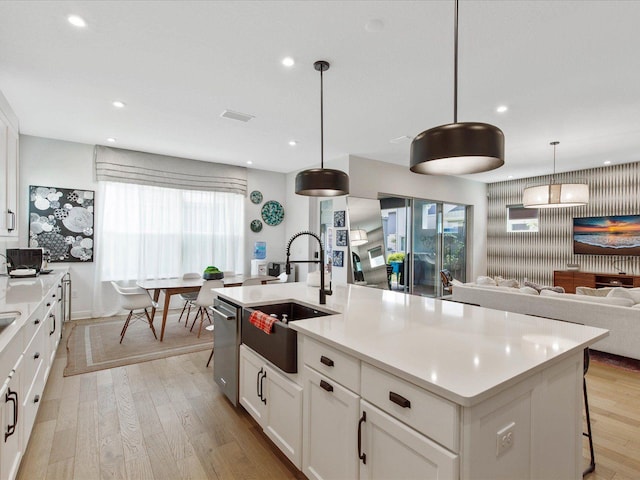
452, 283, 640, 360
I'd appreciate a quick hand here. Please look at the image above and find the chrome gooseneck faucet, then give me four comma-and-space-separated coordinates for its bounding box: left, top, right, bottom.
285, 231, 332, 305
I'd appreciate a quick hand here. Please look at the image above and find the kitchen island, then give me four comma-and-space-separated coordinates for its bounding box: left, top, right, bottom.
216, 282, 608, 479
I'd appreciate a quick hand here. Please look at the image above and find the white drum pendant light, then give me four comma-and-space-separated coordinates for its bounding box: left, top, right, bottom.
522, 141, 589, 208
410, 0, 504, 175
295, 61, 349, 196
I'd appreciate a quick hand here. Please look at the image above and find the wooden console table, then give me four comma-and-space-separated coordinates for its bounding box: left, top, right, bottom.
553, 270, 640, 294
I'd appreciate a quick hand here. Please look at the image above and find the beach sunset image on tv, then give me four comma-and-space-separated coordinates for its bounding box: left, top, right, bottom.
573, 215, 640, 255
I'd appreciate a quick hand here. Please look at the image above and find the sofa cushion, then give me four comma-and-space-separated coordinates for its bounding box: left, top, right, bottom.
540, 289, 563, 296
564, 294, 635, 307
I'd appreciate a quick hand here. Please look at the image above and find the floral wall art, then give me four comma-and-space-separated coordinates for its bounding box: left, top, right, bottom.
29, 185, 95, 262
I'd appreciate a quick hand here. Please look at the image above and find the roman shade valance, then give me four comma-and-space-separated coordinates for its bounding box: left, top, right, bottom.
94, 145, 247, 195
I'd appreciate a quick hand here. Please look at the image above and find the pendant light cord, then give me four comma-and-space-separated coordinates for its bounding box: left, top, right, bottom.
320, 65, 324, 169
453, 0, 459, 124
551, 141, 559, 184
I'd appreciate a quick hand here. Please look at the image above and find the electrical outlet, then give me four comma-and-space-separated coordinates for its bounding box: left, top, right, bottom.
496, 422, 515, 457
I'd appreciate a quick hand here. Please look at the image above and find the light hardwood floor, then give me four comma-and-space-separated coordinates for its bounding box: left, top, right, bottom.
16, 323, 640, 480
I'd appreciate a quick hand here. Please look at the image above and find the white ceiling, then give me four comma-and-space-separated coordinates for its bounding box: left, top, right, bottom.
1, 1, 639, 183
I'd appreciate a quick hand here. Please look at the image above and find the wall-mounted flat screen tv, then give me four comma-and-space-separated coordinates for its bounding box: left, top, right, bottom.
573, 215, 640, 256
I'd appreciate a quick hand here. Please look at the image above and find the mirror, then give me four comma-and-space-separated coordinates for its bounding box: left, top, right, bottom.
346, 197, 389, 289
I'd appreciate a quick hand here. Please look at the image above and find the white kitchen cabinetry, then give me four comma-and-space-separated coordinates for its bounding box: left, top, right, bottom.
303, 365, 359, 480
359, 400, 458, 480
239, 345, 303, 468
0, 271, 67, 480
0, 108, 19, 238
1, 356, 23, 480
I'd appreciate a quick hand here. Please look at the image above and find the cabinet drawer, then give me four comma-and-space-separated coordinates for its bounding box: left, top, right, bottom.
303, 336, 360, 393
24, 303, 46, 344
23, 360, 46, 441
361, 363, 459, 452
24, 326, 45, 387
0, 331, 23, 380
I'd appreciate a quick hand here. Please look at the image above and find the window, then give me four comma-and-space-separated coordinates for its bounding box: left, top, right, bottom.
98, 182, 244, 281
507, 205, 539, 232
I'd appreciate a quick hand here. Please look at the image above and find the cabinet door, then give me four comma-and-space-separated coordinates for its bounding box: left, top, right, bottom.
264, 364, 303, 469
5, 126, 18, 237
303, 366, 359, 480
239, 345, 267, 428
359, 400, 458, 480
0, 119, 8, 236
1, 357, 23, 480
46, 309, 59, 365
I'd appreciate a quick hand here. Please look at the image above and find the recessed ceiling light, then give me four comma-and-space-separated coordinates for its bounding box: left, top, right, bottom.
107, 137, 116, 143
603, 160, 612, 165
67, 15, 87, 28
288, 140, 297, 146
496, 105, 508, 113
282, 57, 295, 67
112, 100, 126, 108
246, 160, 253, 165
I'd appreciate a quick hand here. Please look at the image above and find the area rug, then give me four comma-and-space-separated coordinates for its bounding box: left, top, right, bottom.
64, 312, 212, 376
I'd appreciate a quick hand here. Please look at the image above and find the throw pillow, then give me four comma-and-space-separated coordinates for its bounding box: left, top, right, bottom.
607, 287, 640, 304
575, 286, 612, 297
519, 286, 539, 295
540, 286, 565, 294
476, 276, 497, 286
523, 280, 542, 291
540, 289, 563, 296
496, 276, 520, 288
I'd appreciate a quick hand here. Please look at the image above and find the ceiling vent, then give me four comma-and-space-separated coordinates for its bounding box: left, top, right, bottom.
390, 135, 412, 144
220, 109, 255, 122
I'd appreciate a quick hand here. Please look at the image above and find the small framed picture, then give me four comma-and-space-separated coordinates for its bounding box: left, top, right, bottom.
336, 229, 348, 247
333, 250, 344, 267
334, 210, 345, 227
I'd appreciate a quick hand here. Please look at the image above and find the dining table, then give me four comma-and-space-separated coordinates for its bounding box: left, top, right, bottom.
136, 274, 277, 341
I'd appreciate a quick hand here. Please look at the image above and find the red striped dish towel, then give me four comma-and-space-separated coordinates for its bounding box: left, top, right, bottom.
249, 310, 276, 334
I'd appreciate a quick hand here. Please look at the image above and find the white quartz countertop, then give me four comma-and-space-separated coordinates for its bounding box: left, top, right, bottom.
0, 268, 67, 352
217, 282, 609, 406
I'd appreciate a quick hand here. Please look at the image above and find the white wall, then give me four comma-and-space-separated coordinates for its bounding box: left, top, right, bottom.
18, 135, 288, 318
347, 155, 489, 281
245, 169, 287, 273
19, 135, 97, 319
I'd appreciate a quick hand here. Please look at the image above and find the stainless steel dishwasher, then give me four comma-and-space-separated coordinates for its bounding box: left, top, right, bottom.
211, 296, 242, 406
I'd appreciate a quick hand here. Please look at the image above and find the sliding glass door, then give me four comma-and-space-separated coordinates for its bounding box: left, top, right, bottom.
382, 196, 468, 297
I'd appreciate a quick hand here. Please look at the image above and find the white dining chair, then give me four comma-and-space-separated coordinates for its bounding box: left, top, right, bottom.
110, 281, 158, 343
178, 272, 201, 326
189, 279, 223, 338
241, 278, 263, 286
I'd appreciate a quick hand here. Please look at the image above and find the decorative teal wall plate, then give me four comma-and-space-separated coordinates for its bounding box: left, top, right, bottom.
261, 200, 284, 226
250, 190, 263, 204
250, 219, 263, 232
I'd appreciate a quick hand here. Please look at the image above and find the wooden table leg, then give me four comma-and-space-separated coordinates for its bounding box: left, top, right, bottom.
150, 289, 161, 320
160, 290, 172, 341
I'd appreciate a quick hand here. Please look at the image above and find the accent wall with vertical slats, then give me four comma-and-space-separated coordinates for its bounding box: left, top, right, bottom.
487, 162, 640, 285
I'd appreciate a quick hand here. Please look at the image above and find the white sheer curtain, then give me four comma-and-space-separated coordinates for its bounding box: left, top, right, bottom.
92, 181, 244, 317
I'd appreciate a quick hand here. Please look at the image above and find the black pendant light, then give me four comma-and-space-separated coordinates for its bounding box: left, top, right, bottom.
295, 60, 349, 196
410, 0, 505, 175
